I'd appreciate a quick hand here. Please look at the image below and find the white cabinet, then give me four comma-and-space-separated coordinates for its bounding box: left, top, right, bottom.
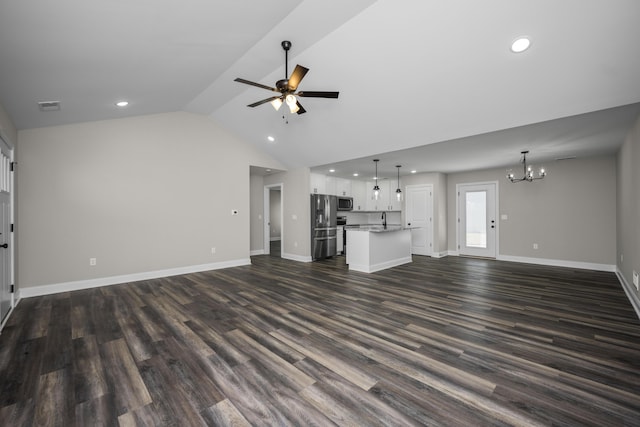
335, 178, 351, 197
337, 226, 344, 254
310, 173, 326, 194
325, 176, 337, 195
389, 179, 403, 211
366, 180, 392, 211
351, 180, 367, 211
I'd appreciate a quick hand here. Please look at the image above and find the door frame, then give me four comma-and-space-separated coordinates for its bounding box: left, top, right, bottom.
404, 184, 433, 256
456, 181, 499, 258
263, 183, 283, 256
0, 133, 15, 330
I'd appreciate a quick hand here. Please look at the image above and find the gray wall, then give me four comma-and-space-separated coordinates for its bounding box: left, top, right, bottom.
17, 111, 283, 289
617, 115, 640, 303
446, 155, 617, 266
264, 168, 311, 261
249, 174, 264, 254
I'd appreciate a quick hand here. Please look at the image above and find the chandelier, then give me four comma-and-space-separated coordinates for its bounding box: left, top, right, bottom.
507, 151, 546, 183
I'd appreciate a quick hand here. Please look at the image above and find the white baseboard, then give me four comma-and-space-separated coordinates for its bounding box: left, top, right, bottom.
617, 269, 640, 321
349, 256, 412, 273
430, 251, 448, 259
497, 255, 616, 272
0, 297, 20, 334
282, 252, 312, 263
19, 258, 251, 298
250, 249, 265, 256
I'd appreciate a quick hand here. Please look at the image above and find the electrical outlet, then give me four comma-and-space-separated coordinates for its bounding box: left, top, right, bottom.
533, 243, 538, 250
89, 258, 97, 266
211, 247, 216, 254
633, 271, 639, 291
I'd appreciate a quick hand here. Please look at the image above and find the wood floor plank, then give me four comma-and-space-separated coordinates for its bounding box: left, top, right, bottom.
100, 338, 152, 415
1, 255, 640, 425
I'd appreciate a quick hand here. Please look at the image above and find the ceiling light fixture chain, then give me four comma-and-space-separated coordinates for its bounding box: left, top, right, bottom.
507, 151, 546, 183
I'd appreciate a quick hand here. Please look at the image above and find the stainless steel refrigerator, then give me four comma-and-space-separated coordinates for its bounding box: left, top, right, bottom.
310, 194, 338, 260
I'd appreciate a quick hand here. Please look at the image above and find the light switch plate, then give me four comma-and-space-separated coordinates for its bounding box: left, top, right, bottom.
633, 271, 639, 290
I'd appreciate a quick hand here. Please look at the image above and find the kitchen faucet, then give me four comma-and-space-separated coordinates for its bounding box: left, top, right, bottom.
382, 211, 387, 228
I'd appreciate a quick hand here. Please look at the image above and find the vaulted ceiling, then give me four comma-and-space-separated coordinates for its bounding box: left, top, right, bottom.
2, 0, 639, 179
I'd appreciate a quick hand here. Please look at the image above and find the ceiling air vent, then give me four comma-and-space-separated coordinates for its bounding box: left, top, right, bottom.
38, 101, 61, 111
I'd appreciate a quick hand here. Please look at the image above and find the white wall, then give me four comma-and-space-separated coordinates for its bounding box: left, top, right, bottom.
617, 115, 640, 306
17, 112, 284, 290
447, 155, 617, 267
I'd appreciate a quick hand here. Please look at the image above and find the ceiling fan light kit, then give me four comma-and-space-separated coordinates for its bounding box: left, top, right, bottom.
507, 151, 546, 183
234, 40, 339, 115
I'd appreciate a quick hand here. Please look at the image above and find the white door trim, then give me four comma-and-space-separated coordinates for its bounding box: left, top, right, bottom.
0, 135, 14, 329
456, 181, 499, 258
264, 183, 283, 255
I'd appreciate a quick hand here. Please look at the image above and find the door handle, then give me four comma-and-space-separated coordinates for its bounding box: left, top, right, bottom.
0, 243, 7, 248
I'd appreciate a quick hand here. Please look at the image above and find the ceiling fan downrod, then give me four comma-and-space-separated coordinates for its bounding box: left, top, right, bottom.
281, 40, 291, 79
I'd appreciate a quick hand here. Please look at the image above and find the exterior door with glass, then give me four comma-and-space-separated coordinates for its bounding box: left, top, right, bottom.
457, 182, 497, 258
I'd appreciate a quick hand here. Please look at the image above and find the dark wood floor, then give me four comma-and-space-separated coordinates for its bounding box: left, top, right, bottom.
1, 255, 640, 426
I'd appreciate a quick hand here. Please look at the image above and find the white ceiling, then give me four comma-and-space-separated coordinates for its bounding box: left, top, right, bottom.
2, 0, 640, 179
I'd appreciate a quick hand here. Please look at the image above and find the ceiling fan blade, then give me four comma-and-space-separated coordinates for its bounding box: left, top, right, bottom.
287, 65, 309, 91
297, 91, 339, 98
234, 78, 279, 92
247, 96, 281, 108
296, 101, 306, 115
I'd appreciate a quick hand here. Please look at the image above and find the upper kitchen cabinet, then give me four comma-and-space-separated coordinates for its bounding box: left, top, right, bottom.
365, 180, 401, 211
336, 178, 351, 197
310, 173, 326, 194
351, 180, 367, 211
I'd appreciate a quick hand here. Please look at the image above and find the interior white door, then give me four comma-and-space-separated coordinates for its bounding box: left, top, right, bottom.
405, 184, 433, 256
0, 140, 12, 323
458, 182, 497, 258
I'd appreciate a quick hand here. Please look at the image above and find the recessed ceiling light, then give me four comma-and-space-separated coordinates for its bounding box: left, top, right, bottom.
511, 37, 531, 53
267, 136, 275, 142
353, 173, 359, 177
115, 100, 129, 107
411, 170, 417, 174
329, 169, 335, 173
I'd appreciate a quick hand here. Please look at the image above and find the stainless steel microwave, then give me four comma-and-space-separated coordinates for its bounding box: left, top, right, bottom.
337, 196, 353, 211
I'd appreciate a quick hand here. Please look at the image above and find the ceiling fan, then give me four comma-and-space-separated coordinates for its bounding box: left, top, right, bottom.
234, 40, 339, 115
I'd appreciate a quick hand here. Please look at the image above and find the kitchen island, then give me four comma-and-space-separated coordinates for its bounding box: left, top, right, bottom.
346, 225, 412, 273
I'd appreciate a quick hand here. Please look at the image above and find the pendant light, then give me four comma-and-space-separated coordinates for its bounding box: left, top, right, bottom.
395, 165, 403, 202
372, 159, 381, 200
507, 151, 546, 183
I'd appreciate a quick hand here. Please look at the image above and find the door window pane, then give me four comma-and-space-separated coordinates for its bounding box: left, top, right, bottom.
466, 191, 486, 248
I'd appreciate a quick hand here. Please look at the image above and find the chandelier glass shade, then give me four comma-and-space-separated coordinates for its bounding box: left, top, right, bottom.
507, 151, 546, 183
